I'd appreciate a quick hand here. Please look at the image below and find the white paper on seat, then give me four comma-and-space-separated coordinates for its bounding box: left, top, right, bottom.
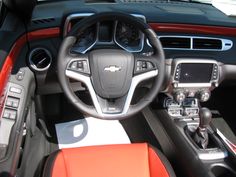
55, 117, 131, 149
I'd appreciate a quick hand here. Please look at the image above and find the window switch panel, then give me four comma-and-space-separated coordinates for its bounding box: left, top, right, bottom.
5, 97, 19, 109
2, 109, 17, 120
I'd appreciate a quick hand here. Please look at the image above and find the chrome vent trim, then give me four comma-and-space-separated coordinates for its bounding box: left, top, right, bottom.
29, 48, 52, 72
63, 13, 94, 37
154, 36, 233, 51
113, 14, 146, 53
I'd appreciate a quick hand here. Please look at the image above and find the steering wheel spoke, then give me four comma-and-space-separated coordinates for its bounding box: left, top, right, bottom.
95, 68, 158, 117
66, 67, 104, 115
66, 68, 129, 117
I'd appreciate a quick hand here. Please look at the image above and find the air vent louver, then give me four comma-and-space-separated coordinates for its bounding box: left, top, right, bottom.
156, 36, 232, 51
160, 37, 191, 49
29, 48, 52, 71
32, 18, 55, 25
193, 38, 222, 50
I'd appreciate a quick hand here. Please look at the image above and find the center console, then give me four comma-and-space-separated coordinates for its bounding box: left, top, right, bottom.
169, 59, 219, 103
165, 58, 220, 118
159, 58, 236, 177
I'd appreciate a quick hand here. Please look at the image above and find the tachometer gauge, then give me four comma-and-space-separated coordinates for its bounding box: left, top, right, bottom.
71, 24, 97, 54
115, 22, 144, 52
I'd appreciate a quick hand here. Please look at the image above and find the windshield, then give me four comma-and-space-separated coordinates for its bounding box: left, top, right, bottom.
37, 0, 212, 2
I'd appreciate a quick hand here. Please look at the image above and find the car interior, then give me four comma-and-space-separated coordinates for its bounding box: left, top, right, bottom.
0, 0, 236, 177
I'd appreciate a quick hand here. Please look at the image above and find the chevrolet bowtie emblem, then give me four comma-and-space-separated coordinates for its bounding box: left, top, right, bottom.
104, 65, 121, 72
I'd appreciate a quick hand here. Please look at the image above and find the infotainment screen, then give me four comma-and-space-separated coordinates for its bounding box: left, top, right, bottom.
179, 63, 213, 83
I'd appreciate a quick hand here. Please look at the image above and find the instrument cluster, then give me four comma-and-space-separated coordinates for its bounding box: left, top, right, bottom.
64, 13, 145, 53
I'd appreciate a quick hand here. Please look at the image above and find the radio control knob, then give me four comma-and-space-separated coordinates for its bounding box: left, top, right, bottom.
173, 83, 178, 88
213, 82, 219, 87
198, 90, 211, 102
173, 91, 186, 103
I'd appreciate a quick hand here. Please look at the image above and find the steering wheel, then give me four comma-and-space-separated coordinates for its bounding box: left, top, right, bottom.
57, 12, 165, 120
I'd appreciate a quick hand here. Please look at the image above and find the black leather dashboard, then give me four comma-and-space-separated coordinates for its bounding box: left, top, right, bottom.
27, 1, 236, 64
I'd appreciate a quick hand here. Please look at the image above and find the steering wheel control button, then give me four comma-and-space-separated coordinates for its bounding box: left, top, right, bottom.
147, 62, 154, 69
135, 60, 154, 73
142, 61, 147, 68
70, 61, 77, 69
137, 61, 142, 66
69, 60, 90, 74
83, 61, 89, 73
136, 61, 142, 72
77, 61, 83, 71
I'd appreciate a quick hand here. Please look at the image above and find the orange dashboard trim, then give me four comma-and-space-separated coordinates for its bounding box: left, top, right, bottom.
27, 27, 60, 41
149, 23, 236, 36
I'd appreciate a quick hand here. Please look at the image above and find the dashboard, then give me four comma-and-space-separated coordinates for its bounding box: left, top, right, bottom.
19, 0, 236, 98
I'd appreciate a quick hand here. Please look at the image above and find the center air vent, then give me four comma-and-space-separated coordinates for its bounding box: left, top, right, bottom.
156, 36, 233, 51
193, 38, 222, 50
29, 48, 52, 71
160, 37, 191, 49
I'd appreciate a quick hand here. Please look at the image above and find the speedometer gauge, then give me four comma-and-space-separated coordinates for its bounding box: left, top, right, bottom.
115, 22, 144, 52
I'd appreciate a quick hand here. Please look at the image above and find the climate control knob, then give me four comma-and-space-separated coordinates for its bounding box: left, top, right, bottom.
198, 90, 211, 102
173, 91, 186, 103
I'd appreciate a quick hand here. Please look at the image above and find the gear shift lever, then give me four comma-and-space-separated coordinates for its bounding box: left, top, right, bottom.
199, 107, 212, 129
194, 108, 212, 149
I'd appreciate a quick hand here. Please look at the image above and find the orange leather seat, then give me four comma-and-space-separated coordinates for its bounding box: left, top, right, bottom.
43, 143, 176, 177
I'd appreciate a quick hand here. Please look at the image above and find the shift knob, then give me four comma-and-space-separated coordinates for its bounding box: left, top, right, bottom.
199, 107, 212, 129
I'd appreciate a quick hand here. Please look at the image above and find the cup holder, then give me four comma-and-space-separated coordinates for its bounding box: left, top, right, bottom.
211, 165, 236, 177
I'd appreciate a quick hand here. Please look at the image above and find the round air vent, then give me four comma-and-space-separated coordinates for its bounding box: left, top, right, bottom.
29, 48, 52, 71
